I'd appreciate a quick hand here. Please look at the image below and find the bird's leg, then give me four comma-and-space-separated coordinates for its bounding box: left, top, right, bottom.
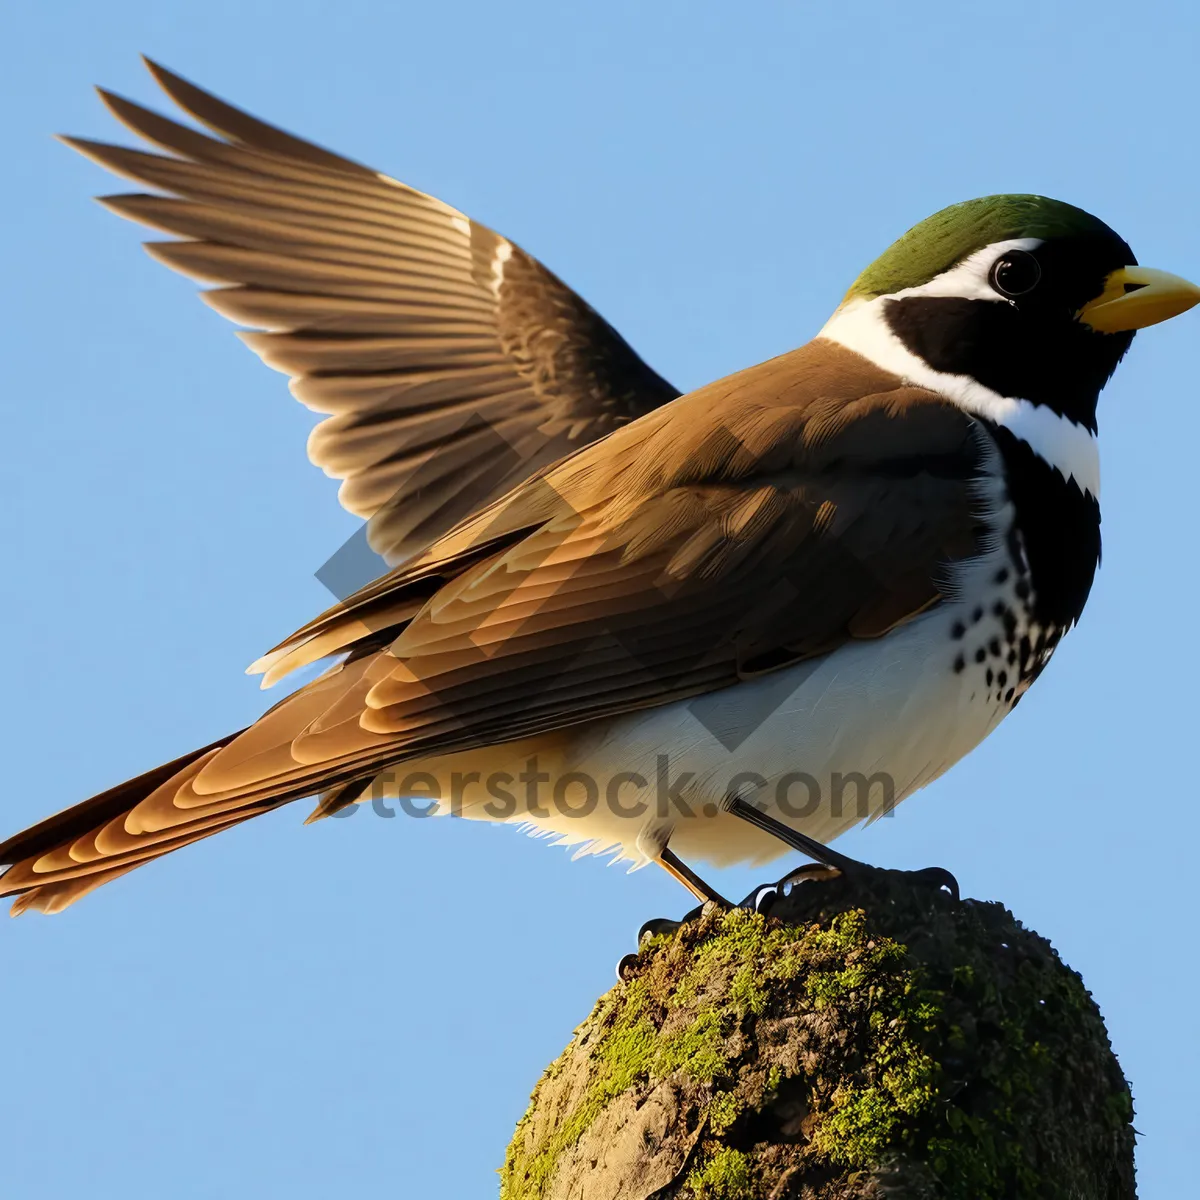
727, 796, 960, 902
655, 847, 731, 908
638, 849, 731, 943
616, 848, 731, 980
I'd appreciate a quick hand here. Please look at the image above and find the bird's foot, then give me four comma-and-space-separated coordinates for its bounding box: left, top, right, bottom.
617, 900, 718, 981
618, 860, 959, 979
724, 797, 959, 903
736, 864, 842, 916
821, 860, 959, 901
741, 861, 959, 920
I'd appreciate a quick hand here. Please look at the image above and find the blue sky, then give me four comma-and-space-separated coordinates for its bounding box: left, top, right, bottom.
3, 2, 1197, 1194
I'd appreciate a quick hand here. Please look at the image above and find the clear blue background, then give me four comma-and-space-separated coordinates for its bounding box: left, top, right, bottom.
3, 2, 1196, 1195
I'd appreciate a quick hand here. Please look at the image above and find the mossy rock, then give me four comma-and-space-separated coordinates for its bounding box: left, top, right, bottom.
500, 875, 1135, 1200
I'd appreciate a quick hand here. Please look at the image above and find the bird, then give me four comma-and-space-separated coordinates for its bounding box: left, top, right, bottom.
3, 57, 1197, 918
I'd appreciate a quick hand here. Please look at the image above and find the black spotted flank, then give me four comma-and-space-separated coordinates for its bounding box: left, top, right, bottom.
986, 425, 1102, 629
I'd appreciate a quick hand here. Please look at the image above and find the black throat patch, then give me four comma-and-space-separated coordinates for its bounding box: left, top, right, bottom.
983, 423, 1101, 630
883, 296, 1131, 432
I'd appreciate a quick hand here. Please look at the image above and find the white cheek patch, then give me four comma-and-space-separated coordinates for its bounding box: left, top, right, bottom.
882, 237, 1044, 303
818, 238, 1101, 500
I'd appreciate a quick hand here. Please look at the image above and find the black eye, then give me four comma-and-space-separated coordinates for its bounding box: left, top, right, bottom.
989, 249, 1042, 298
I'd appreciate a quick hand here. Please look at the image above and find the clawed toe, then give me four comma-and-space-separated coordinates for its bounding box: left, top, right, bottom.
740, 864, 842, 914
616, 953, 640, 981
637, 912, 694, 942
775, 859, 960, 902
736, 860, 960, 927
772, 863, 843, 893
903, 865, 960, 901
618, 903, 710, 980
736, 883, 778, 914
841, 861, 959, 901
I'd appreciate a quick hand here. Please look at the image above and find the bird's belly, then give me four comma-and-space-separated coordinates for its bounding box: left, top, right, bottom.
403, 584, 1029, 869
564, 600, 1015, 866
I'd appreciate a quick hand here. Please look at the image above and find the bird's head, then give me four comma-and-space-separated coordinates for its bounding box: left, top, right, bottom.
822, 194, 1200, 432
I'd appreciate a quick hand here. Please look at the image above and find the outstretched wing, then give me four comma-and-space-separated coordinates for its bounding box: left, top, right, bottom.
0, 341, 994, 913
66, 58, 679, 564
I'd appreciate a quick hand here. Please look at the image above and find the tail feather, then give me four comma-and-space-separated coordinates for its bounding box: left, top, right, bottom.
11, 863, 143, 917
0, 731, 272, 916
0, 647, 424, 915
0, 734, 241, 866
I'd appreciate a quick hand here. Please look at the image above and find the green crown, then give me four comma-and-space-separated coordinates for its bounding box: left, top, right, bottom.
850, 195, 1127, 299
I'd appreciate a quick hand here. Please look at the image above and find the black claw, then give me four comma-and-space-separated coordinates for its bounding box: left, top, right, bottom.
736, 884, 783, 915
769, 860, 961, 904
636, 901, 706, 945
840, 862, 960, 902
907, 866, 960, 901
616, 953, 640, 982
775, 863, 843, 893
627, 902, 708, 977
837, 861, 960, 902
638, 915, 684, 942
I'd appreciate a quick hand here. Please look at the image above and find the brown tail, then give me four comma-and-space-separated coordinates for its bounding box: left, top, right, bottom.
0, 632, 451, 915
0, 732, 269, 915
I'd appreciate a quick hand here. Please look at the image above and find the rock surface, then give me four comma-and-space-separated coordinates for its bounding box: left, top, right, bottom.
500, 874, 1136, 1200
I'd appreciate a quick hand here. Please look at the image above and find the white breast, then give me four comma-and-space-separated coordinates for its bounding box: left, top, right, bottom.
401, 570, 1024, 871
552, 593, 1015, 868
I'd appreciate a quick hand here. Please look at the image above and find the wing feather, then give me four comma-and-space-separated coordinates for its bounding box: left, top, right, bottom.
64, 61, 679, 564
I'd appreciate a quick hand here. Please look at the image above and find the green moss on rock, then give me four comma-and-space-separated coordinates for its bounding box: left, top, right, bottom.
687, 1146, 754, 1199
500, 876, 1135, 1200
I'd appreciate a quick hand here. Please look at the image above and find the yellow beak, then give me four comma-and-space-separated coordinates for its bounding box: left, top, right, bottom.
1078, 266, 1200, 333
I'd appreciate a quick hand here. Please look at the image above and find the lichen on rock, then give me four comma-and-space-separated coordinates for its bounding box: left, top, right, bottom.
500, 874, 1135, 1200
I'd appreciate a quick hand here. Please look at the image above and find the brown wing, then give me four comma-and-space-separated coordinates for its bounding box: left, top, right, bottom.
0, 341, 990, 913
66, 57, 679, 566
304, 341, 989, 746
